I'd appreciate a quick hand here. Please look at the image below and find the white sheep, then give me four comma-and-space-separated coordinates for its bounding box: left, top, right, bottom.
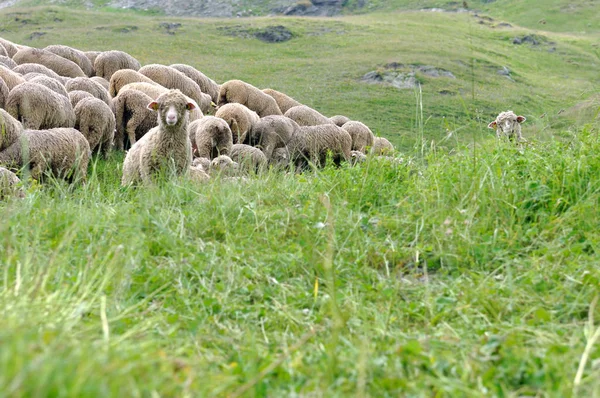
218, 79, 283, 117
284, 105, 334, 127
74, 97, 116, 156
188, 116, 233, 159
288, 124, 352, 169
214, 103, 259, 144
488, 110, 527, 142
6, 82, 75, 130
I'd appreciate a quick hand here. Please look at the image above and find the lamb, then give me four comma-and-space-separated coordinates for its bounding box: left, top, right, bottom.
13, 63, 67, 83
0, 167, 23, 200
68, 90, 95, 108
188, 116, 232, 160
218, 79, 283, 117
0, 127, 90, 182
488, 110, 527, 142
112, 88, 157, 151
246, 115, 299, 160
0, 38, 19, 58
6, 82, 76, 130
138, 64, 207, 112
284, 105, 335, 127
350, 150, 367, 165
288, 124, 352, 169
44, 44, 95, 77
27, 75, 69, 98
0, 65, 26, 90
0, 78, 8, 110
12, 47, 86, 78
214, 103, 259, 144
0, 55, 17, 69
0, 109, 23, 152
270, 147, 290, 169
91, 76, 110, 91
330, 115, 350, 127
74, 97, 116, 156
170, 63, 220, 103
262, 88, 302, 114
230, 144, 268, 173
65, 77, 113, 112
371, 137, 394, 155
108, 69, 157, 97
209, 155, 239, 176
192, 157, 211, 172
341, 121, 375, 153
121, 89, 196, 185
94, 50, 141, 81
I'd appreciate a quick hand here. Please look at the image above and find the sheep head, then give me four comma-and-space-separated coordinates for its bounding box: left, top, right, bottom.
488, 110, 526, 140
147, 89, 197, 127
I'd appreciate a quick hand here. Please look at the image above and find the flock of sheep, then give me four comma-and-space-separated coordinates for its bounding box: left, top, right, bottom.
0, 36, 397, 196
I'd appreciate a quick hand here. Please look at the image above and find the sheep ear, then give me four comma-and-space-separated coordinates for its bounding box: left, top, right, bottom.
186, 101, 197, 111
488, 121, 497, 129
517, 115, 526, 123
147, 101, 159, 111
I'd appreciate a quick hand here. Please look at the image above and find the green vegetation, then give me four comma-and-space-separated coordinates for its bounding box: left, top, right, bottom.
0, 2, 600, 396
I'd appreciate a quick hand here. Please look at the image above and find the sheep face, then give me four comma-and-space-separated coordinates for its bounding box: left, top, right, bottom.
148, 90, 196, 128
488, 111, 526, 141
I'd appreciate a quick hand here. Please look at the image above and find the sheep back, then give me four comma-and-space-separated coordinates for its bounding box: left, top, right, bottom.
288, 124, 352, 168
284, 105, 334, 127
0, 38, 19, 58
214, 102, 259, 144
13, 63, 67, 84
0, 78, 8, 110
45, 44, 94, 77
13, 47, 86, 78
262, 88, 302, 114
218, 79, 282, 117
94, 50, 141, 81
91, 76, 110, 91
247, 115, 299, 160
371, 137, 394, 155
170, 63, 220, 103
230, 144, 267, 173
0, 65, 26, 90
27, 75, 69, 98
330, 115, 351, 127
341, 121, 375, 153
138, 64, 205, 113
65, 77, 113, 112
0, 167, 23, 200
68, 90, 95, 108
108, 69, 157, 97
0, 55, 17, 69
6, 82, 75, 130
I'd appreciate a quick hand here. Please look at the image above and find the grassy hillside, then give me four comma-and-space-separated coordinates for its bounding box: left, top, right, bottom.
1, 3, 600, 397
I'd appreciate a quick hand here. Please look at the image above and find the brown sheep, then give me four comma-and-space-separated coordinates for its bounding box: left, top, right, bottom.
13, 47, 86, 78
214, 103, 259, 144
218, 79, 283, 117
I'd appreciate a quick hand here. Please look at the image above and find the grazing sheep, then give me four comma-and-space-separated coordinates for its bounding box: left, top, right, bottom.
0, 55, 17, 69
170, 63, 220, 103
13, 63, 67, 83
0, 127, 90, 182
6, 82, 76, 130
27, 75, 69, 98
138, 64, 207, 114
112, 88, 156, 151
0, 65, 26, 90
0, 38, 19, 58
94, 50, 141, 81
74, 97, 116, 156
45, 44, 94, 77
188, 165, 211, 183
121, 89, 196, 185
65, 77, 113, 112
199, 92, 215, 115
68, 90, 95, 108
214, 103, 259, 144
341, 121, 375, 153
230, 144, 268, 173
0, 79, 8, 110
0, 44, 6, 57
13, 47, 86, 78
284, 105, 334, 127
350, 150, 367, 165
188, 116, 232, 160
288, 124, 352, 169
209, 155, 239, 176
91, 76, 110, 91
262, 88, 302, 114
0, 167, 23, 200
84, 51, 101, 75
371, 137, 394, 155
0, 109, 23, 151
488, 110, 527, 142
108, 69, 157, 97
218, 79, 283, 117
330, 115, 350, 127
192, 157, 211, 172
247, 115, 299, 160
270, 147, 290, 169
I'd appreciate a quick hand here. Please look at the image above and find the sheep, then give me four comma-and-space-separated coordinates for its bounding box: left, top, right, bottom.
0, 55, 17, 69
6, 82, 75, 130
488, 110, 527, 142
371, 137, 394, 155
84, 51, 101, 74
0, 167, 23, 200
284, 105, 335, 127
230, 144, 268, 173
330, 115, 350, 127
0, 127, 90, 182
170, 63, 220, 103
350, 150, 367, 165
199, 92, 215, 115
0, 65, 26, 90
118, 82, 204, 121
68, 90, 95, 108
341, 121, 375, 153
218, 80, 283, 117
27, 75, 69, 98
45, 44, 94, 77
0, 109, 23, 152
91, 76, 110, 91
0, 38, 19, 58
65, 77, 113, 112
270, 147, 290, 169
13, 47, 86, 78
262, 88, 302, 114
214, 103, 259, 144
94, 50, 141, 81
188, 165, 211, 183
138, 64, 207, 114
246, 115, 299, 160
13, 63, 67, 84
209, 155, 239, 176
108, 69, 157, 97
112, 88, 156, 151
121, 89, 196, 185
0, 79, 8, 110
74, 97, 116, 156
192, 157, 211, 172
188, 116, 232, 160
288, 124, 352, 169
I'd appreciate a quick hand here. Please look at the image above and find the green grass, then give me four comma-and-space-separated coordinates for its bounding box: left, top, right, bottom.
1, 3, 600, 397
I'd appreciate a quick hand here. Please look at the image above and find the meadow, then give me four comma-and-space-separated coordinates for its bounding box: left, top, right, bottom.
0, 2, 600, 396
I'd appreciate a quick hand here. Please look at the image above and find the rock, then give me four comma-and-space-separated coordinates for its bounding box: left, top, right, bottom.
254, 25, 293, 43
361, 63, 456, 90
